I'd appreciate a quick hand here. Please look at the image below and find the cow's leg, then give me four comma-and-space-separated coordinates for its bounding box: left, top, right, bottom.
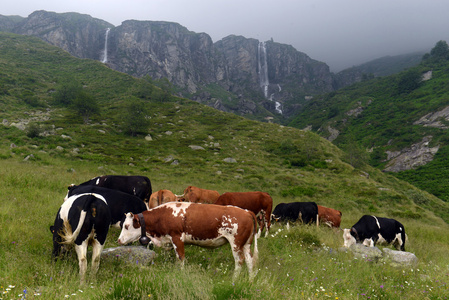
231, 243, 245, 281
263, 211, 271, 237
91, 239, 104, 275
75, 241, 88, 283
170, 235, 186, 266
243, 243, 256, 280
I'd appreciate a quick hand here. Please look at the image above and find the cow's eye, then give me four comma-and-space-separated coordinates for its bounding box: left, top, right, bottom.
125, 225, 129, 230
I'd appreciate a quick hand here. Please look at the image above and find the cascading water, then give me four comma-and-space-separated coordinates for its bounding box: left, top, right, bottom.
258, 41, 269, 98
101, 28, 110, 63
258, 41, 282, 114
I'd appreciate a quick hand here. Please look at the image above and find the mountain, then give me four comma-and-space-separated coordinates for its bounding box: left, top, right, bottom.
0, 10, 425, 122
288, 42, 449, 202
0, 10, 369, 121
333, 52, 425, 89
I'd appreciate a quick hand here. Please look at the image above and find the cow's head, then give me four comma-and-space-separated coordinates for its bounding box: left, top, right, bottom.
49, 223, 72, 259
117, 213, 141, 245
271, 213, 281, 222
342, 228, 356, 248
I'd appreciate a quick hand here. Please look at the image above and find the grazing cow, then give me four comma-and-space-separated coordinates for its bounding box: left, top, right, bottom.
117, 202, 259, 280
65, 185, 147, 228
50, 193, 111, 282
67, 175, 152, 204
215, 191, 273, 237
181, 186, 220, 204
343, 215, 407, 251
317, 205, 342, 228
148, 189, 179, 209
272, 202, 318, 224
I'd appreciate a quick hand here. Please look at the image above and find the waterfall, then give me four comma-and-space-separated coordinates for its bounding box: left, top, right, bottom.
258, 41, 269, 98
102, 28, 110, 63
258, 41, 283, 114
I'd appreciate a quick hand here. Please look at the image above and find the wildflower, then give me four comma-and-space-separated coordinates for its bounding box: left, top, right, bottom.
380, 285, 384, 289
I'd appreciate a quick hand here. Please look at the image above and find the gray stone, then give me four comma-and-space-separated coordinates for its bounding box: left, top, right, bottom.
100, 246, 156, 266
349, 244, 383, 261
223, 157, 237, 163
382, 248, 418, 267
189, 145, 205, 151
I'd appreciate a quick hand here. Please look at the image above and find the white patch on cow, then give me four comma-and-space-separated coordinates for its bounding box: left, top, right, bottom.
372, 215, 381, 229
343, 228, 356, 248
181, 232, 228, 248
117, 213, 141, 245
377, 234, 387, 245
60, 193, 107, 220
150, 235, 174, 250
391, 232, 403, 250
362, 238, 375, 247
163, 202, 190, 217
111, 221, 121, 229
133, 187, 137, 195
95, 178, 100, 185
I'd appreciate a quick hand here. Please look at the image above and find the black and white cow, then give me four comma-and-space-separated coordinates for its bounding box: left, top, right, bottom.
65, 185, 147, 228
343, 215, 407, 251
67, 175, 152, 204
271, 202, 318, 224
50, 193, 111, 282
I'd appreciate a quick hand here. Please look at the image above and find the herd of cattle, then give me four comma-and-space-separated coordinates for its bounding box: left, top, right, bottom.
50, 175, 407, 282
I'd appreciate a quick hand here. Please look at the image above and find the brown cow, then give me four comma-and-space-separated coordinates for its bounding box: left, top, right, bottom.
118, 202, 258, 280
182, 186, 220, 204
215, 191, 273, 238
317, 205, 342, 228
148, 189, 179, 209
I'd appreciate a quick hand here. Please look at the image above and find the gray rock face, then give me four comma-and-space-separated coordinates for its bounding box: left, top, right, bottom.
383, 136, 439, 172
382, 248, 418, 267
343, 244, 418, 267
0, 10, 337, 118
101, 246, 156, 266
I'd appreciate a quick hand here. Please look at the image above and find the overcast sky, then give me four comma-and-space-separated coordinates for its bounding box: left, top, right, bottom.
3, 0, 449, 72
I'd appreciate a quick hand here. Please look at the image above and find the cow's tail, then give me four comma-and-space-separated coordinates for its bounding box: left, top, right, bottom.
251, 212, 259, 266
144, 177, 152, 203
60, 194, 95, 245
157, 189, 163, 206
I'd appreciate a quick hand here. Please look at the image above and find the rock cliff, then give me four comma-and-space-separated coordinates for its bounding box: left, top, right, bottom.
0, 10, 340, 118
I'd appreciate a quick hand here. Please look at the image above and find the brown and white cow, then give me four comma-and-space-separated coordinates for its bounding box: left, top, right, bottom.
117, 202, 259, 280
181, 186, 220, 204
148, 189, 180, 209
317, 205, 342, 228
215, 191, 273, 238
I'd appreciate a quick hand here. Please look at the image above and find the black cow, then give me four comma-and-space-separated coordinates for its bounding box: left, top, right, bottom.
50, 193, 111, 282
65, 185, 147, 228
343, 215, 406, 251
67, 175, 152, 204
271, 202, 318, 224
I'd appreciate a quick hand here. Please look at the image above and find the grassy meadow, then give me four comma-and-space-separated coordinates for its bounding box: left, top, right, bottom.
1, 32, 449, 299
1, 146, 449, 299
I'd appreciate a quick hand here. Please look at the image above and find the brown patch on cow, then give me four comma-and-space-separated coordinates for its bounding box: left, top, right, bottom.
182, 186, 220, 204
317, 205, 342, 228
214, 191, 273, 237
148, 189, 179, 209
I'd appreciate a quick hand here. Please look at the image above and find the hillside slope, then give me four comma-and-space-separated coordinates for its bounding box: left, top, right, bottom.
289, 41, 449, 202
0, 32, 448, 222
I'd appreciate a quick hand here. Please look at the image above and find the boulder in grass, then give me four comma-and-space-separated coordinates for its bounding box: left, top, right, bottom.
347, 244, 383, 261
101, 246, 156, 266
382, 248, 418, 267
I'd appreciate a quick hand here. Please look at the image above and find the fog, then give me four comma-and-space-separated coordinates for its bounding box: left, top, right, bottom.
3, 0, 449, 72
